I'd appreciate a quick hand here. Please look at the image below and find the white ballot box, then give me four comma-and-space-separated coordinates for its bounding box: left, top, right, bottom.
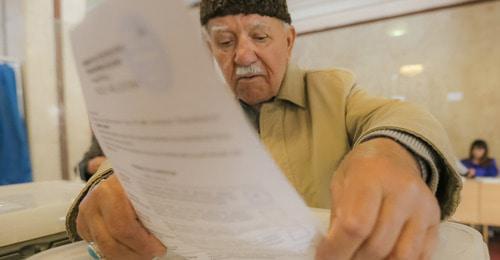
28, 208, 489, 260
0, 181, 84, 259
309, 209, 490, 260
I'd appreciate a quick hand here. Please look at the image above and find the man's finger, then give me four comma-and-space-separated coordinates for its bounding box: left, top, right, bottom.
418, 225, 439, 260
389, 217, 428, 260
388, 191, 440, 259
353, 195, 411, 260
98, 176, 167, 257
76, 190, 100, 242
88, 212, 143, 260
329, 176, 344, 228
76, 212, 92, 242
317, 182, 382, 260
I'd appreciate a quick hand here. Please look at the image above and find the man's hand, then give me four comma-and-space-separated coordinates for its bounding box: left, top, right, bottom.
316, 138, 440, 260
76, 174, 166, 259
87, 156, 107, 175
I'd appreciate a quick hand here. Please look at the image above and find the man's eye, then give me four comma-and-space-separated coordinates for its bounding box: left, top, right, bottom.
218, 40, 233, 47
254, 35, 269, 42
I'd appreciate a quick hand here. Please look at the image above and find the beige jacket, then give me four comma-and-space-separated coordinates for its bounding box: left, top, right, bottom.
66, 64, 462, 241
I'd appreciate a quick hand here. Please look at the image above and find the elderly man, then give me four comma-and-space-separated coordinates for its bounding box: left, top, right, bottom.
67, 0, 462, 259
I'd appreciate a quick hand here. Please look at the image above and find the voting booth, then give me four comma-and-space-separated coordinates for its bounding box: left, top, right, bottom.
0, 181, 84, 259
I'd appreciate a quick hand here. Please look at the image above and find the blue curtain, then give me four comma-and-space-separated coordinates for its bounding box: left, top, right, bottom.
0, 63, 32, 185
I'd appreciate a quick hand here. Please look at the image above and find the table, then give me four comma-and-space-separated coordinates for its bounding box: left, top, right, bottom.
451, 177, 500, 242
0, 180, 84, 259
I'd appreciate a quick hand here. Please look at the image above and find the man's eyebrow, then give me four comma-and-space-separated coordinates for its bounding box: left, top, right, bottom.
208, 25, 230, 33
248, 21, 271, 31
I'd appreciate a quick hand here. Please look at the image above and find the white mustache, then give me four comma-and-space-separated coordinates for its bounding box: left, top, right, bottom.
235, 64, 265, 77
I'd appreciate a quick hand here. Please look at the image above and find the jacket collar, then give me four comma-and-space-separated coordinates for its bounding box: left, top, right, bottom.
276, 63, 307, 108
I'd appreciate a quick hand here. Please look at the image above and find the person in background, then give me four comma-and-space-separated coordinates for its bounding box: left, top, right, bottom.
461, 139, 498, 178
75, 134, 106, 181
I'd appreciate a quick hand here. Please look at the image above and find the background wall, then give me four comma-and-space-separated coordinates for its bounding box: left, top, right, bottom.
1, 0, 90, 181
0, 0, 24, 58
62, 0, 91, 180
22, 0, 61, 181
293, 0, 500, 160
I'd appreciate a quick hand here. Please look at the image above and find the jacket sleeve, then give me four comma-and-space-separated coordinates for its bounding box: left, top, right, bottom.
66, 160, 114, 241
345, 84, 462, 219
486, 160, 498, 177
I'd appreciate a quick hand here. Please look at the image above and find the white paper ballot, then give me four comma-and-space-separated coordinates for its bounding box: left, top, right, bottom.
71, 0, 321, 258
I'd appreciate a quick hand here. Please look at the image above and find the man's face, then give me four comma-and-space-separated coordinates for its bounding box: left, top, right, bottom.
205, 14, 296, 106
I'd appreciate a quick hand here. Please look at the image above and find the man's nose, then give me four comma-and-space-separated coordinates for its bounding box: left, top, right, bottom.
234, 37, 258, 66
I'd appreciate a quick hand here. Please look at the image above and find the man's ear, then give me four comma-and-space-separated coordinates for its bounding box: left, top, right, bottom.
286, 25, 297, 56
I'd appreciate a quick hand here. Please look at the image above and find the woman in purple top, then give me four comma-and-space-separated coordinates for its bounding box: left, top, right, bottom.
461, 139, 498, 178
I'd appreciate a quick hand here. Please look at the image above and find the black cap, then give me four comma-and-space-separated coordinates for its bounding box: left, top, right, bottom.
200, 0, 292, 25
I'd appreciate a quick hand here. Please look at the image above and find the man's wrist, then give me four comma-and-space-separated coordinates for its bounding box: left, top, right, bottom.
352, 138, 422, 179
360, 129, 441, 191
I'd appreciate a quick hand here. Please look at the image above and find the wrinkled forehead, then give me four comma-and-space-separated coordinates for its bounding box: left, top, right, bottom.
206, 15, 277, 34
